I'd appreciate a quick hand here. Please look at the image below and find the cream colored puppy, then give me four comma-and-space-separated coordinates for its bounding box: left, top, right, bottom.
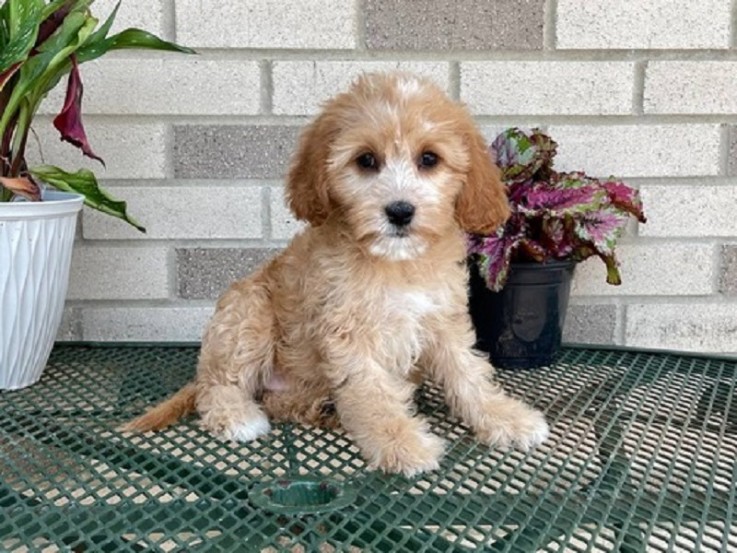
125, 72, 549, 476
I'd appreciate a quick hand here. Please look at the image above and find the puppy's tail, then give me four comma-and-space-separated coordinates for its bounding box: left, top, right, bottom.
121, 382, 197, 432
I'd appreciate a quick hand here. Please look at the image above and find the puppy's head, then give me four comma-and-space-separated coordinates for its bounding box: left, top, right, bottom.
287, 72, 509, 260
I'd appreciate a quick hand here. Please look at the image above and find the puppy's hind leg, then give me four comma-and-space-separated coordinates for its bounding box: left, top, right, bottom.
196, 278, 276, 443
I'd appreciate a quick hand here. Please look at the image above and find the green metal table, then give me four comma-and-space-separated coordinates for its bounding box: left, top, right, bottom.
1, 344, 735, 552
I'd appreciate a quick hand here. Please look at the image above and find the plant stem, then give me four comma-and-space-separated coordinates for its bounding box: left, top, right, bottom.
0, 99, 15, 176
9, 102, 32, 177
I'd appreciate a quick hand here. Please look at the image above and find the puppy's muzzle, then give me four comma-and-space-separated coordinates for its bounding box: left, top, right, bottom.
384, 201, 415, 227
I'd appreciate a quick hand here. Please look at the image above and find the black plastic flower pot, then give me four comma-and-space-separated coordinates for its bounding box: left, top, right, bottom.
468, 260, 575, 369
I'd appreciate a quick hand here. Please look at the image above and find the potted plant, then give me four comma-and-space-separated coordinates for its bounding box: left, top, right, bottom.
467, 128, 647, 369
0, 0, 193, 389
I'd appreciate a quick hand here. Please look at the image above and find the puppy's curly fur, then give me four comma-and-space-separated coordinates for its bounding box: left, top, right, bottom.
125, 72, 549, 476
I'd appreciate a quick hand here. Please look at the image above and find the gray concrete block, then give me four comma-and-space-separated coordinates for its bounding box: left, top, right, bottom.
68, 246, 169, 300
177, 248, 282, 300
56, 307, 82, 342
174, 125, 300, 179
563, 304, 617, 345
364, 0, 544, 50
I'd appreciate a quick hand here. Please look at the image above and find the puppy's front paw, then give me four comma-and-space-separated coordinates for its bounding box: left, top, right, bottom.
368, 428, 445, 478
222, 414, 271, 443
474, 399, 549, 451
200, 407, 271, 443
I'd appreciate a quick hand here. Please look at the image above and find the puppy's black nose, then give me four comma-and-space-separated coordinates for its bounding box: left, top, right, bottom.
385, 201, 415, 227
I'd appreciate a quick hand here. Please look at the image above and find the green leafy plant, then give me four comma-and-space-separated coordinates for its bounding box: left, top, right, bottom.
468, 128, 647, 291
0, 0, 194, 231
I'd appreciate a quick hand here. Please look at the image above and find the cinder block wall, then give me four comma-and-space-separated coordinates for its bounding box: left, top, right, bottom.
48, 0, 737, 353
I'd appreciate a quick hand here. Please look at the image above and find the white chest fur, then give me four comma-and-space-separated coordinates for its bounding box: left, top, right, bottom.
387, 289, 439, 318
377, 287, 445, 374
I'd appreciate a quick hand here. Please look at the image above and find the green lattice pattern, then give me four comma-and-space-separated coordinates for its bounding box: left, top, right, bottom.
1, 345, 735, 551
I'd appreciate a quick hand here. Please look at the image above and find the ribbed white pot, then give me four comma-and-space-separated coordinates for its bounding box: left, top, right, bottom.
0, 190, 83, 389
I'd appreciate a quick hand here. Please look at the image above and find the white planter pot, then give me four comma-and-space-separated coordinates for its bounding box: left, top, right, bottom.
0, 190, 83, 389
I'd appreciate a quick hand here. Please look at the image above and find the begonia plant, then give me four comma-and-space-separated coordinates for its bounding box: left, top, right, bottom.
468, 127, 647, 291
0, 0, 194, 231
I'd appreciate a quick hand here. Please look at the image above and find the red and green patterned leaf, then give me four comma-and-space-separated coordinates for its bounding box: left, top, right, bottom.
522, 182, 606, 217
491, 127, 557, 184
516, 238, 548, 262
572, 206, 630, 256
603, 180, 647, 223
468, 227, 524, 291
468, 126, 647, 289
540, 217, 575, 258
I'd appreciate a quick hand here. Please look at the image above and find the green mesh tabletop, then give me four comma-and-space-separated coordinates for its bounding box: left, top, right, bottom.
1, 344, 735, 552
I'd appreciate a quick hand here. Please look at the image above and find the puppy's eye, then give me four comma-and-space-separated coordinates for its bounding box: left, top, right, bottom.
356, 152, 379, 171
419, 151, 439, 169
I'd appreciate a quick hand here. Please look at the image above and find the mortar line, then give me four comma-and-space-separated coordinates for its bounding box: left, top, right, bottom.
543, 0, 558, 51
731, 0, 737, 48
164, 0, 177, 42
79, 238, 287, 249
163, 122, 175, 180
354, 0, 366, 50
569, 296, 737, 305
167, 244, 177, 302
628, 176, 737, 186
449, 62, 461, 101
120, 4, 178, 179
719, 124, 731, 177
97, 179, 283, 187
262, 185, 273, 240
615, 301, 625, 346
67, 112, 737, 126
712, 242, 725, 295
71, 306, 84, 342
72, 298, 220, 309
260, 60, 273, 115
151, 48, 737, 62
632, 60, 646, 116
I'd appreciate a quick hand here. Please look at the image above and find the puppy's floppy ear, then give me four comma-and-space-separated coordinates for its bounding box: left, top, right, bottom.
286, 113, 335, 226
455, 122, 510, 235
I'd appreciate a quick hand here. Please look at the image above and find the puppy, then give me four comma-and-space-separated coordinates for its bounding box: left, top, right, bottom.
125, 72, 549, 476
